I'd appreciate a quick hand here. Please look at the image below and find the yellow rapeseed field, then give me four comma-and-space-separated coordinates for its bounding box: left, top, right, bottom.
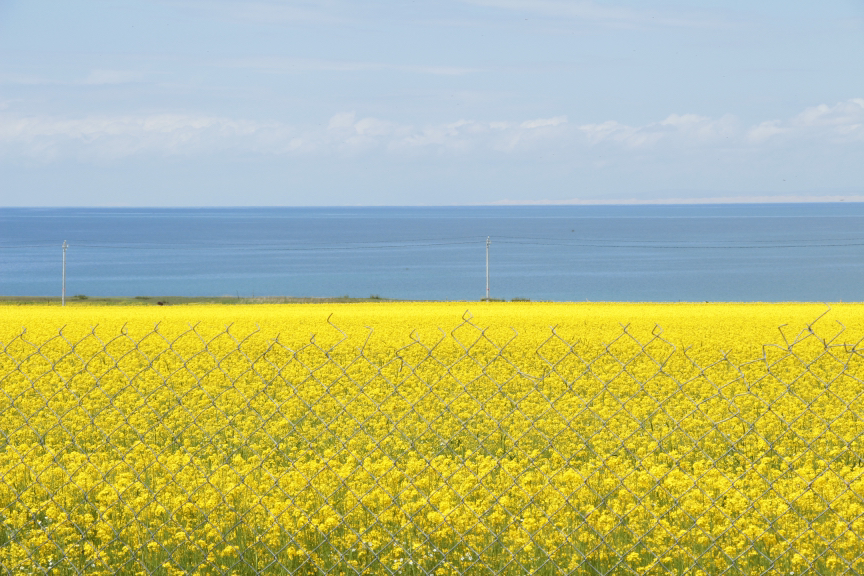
2, 303, 864, 575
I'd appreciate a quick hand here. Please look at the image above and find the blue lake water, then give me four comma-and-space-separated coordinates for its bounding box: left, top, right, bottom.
2, 205, 864, 301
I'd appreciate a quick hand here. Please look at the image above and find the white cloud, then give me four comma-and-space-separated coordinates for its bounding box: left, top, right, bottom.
520, 116, 567, 129
353, 117, 400, 137
579, 108, 838, 149
659, 113, 737, 139
748, 99, 864, 143
747, 121, 785, 142
323, 113, 413, 150
398, 120, 480, 149
578, 100, 864, 150
579, 120, 661, 147
795, 98, 864, 128
577, 114, 736, 148
790, 99, 864, 139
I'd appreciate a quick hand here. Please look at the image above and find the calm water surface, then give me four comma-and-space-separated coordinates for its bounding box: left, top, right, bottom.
2, 205, 864, 301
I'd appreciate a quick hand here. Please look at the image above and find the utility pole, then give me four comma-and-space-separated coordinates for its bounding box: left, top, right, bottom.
62, 241, 67, 306
485, 236, 490, 300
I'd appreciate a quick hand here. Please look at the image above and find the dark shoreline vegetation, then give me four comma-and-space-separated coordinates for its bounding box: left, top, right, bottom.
0, 296, 523, 305
0, 296, 404, 306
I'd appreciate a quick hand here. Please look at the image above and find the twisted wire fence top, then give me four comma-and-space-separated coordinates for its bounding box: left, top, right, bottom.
2, 308, 864, 575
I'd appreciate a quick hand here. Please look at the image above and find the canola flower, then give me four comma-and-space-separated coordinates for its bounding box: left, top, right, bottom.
1, 303, 864, 575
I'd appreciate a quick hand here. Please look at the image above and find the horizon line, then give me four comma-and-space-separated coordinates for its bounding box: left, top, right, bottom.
4, 195, 864, 209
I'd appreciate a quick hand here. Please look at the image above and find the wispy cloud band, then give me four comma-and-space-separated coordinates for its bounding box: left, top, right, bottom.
1, 99, 862, 161
221, 56, 478, 76
0, 111, 570, 159
456, 0, 735, 29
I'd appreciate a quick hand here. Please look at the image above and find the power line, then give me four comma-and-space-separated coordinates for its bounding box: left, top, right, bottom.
0, 235, 485, 247
68, 241, 481, 251
495, 234, 864, 244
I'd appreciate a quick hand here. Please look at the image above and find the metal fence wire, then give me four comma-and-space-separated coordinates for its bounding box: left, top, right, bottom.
2, 313, 864, 575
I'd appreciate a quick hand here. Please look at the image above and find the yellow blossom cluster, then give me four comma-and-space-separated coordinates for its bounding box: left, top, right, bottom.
2, 303, 864, 575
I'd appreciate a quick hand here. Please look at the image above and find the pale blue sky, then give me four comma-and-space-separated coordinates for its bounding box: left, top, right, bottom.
1, 0, 863, 205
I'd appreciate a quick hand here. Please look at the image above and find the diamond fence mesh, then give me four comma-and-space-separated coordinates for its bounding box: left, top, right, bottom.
2, 312, 864, 575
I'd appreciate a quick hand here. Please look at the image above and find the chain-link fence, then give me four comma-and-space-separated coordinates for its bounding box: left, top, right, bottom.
2, 313, 864, 575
